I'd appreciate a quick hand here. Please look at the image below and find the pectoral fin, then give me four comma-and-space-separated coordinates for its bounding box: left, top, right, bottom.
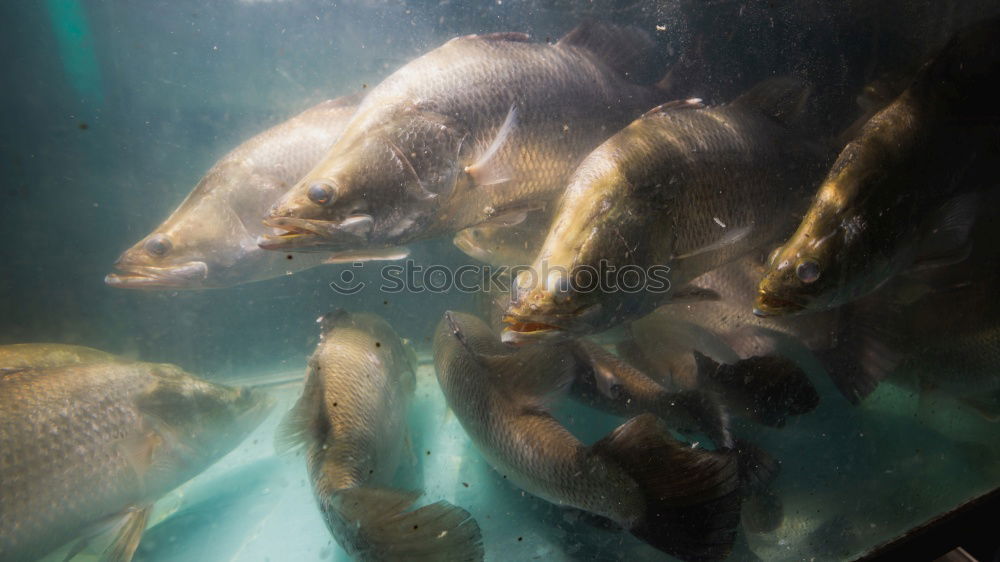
274, 368, 324, 455
105, 506, 152, 562
323, 246, 410, 264
464, 105, 517, 187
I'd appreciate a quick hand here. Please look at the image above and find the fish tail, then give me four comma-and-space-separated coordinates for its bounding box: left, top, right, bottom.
592, 414, 742, 561
666, 389, 734, 450
324, 487, 484, 561
732, 440, 784, 534
733, 440, 780, 494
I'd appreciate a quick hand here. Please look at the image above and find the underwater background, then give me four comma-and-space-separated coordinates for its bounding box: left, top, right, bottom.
1, 1, 999, 561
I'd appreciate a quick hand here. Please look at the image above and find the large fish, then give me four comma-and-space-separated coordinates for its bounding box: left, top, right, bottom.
754, 16, 1000, 316
0, 343, 124, 372
106, 95, 396, 290
259, 23, 669, 254
275, 311, 482, 561
502, 78, 826, 344
0, 361, 273, 562
434, 311, 741, 561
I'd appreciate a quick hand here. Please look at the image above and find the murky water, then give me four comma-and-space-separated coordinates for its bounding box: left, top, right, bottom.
2, 1, 998, 561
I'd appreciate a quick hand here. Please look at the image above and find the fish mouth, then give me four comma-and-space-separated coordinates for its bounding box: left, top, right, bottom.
106, 261, 209, 289
752, 292, 806, 317
258, 216, 371, 252
500, 311, 587, 345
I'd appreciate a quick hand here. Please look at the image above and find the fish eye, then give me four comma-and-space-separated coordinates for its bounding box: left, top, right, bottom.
307, 182, 336, 206
144, 234, 172, 257
795, 260, 821, 284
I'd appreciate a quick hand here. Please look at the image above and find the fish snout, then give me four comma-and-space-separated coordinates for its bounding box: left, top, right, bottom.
752, 290, 806, 317
105, 261, 209, 289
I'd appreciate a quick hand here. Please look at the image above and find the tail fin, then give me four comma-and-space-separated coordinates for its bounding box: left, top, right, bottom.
734, 440, 780, 495
324, 487, 484, 562
667, 389, 734, 450
592, 414, 741, 561
733, 442, 784, 535
699, 352, 820, 427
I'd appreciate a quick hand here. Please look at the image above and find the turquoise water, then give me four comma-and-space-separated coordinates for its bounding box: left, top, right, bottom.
2, 2, 999, 561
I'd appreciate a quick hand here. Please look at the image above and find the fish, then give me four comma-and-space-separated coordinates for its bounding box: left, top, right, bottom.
567, 338, 734, 449
502, 77, 826, 344
275, 310, 483, 561
755, 16, 1000, 316
259, 23, 670, 254
0, 342, 124, 373
613, 256, 878, 405
106, 95, 407, 290
434, 310, 742, 561
0, 360, 273, 562
452, 208, 550, 267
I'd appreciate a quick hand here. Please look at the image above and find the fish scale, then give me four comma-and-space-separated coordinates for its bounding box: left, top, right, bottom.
263, 24, 669, 253
0, 361, 271, 562
504, 78, 828, 342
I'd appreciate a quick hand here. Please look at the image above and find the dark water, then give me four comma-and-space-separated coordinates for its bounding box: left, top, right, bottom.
2, 1, 999, 561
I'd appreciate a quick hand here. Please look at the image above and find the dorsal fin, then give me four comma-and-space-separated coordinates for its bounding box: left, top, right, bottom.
732, 76, 812, 126
558, 21, 656, 80
642, 98, 705, 119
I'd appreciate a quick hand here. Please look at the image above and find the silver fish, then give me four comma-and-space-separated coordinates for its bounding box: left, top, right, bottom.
0, 360, 273, 562
276, 310, 483, 561
260, 23, 669, 254
434, 311, 741, 561
106, 95, 408, 289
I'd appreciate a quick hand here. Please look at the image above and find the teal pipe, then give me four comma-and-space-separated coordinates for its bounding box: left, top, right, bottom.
44, 0, 104, 105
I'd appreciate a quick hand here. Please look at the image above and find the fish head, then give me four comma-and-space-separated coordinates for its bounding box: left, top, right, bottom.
501, 261, 611, 345
502, 160, 668, 345
106, 228, 212, 289
261, 107, 467, 252
107, 162, 272, 289
138, 364, 275, 465
754, 190, 858, 316
453, 227, 493, 263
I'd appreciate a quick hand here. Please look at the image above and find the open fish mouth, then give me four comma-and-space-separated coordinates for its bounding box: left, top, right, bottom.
500, 302, 602, 345
258, 216, 371, 252
105, 261, 209, 289
753, 292, 806, 317
500, 314, 572, 345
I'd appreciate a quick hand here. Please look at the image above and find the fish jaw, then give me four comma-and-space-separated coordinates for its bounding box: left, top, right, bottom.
105, 261, 209, 289
257, 216, 371, 252
500, 302, 603, 346
752, 290, 808, 317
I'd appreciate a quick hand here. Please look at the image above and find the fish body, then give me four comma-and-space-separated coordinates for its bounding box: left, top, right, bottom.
107, 96, 359, 289
503, 78, 825, 343
261, 23, 668, 253
755, 16, 1000, 316
276, 311, 482, 561
0, 361, 272, 561
434, 311, 741, 561
0, 343, 124, 372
